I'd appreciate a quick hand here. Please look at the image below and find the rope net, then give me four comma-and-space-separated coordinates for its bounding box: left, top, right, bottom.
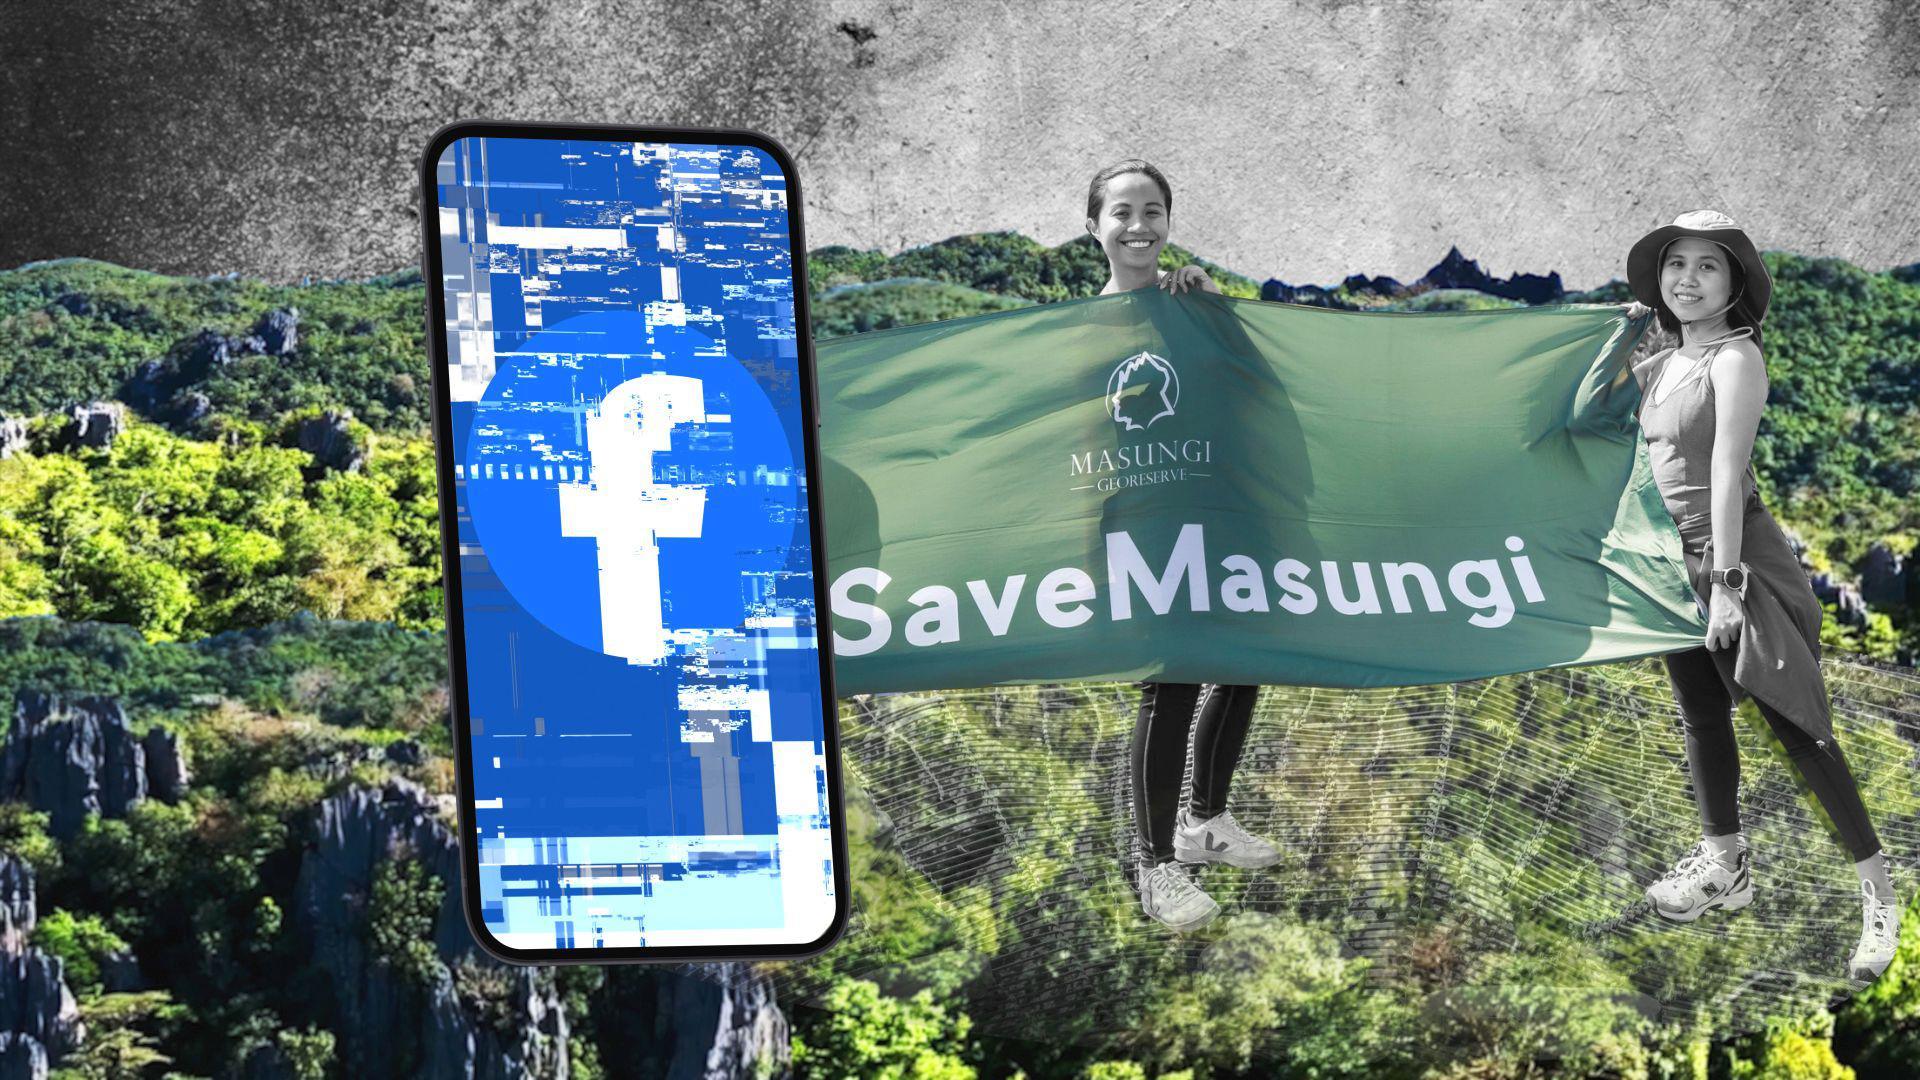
789, 657, 1920, 1068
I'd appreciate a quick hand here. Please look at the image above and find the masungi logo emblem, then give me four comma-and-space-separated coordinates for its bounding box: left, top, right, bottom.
1107, 351, 1179, 431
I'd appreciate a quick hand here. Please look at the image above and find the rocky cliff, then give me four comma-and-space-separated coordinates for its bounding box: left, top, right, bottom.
284, 778, 793, 1079
0, 855, 80, 1080
0, 692, 187, 841
289, 778, 568, 1079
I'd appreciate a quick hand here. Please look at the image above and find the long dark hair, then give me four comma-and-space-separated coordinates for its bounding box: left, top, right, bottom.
1652, 242, 1765, 352
1086, 159, 1173, 222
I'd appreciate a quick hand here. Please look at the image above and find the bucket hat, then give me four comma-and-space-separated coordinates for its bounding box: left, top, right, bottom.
1627, 210, 1772, 322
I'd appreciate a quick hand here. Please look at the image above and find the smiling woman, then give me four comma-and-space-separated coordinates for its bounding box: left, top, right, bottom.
1074, 158, 1276, 933
1085, 160, 1218, 298
1620, 210, 1898, 984
1087, 161, 1169, 291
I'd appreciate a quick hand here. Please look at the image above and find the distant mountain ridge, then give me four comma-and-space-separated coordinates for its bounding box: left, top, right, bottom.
1261, 246, 1567, 308
809, 231, 1581, 315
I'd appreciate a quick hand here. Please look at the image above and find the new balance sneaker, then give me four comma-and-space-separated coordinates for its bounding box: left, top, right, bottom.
1646, 841, 1754, 922
1849, 878, 1901, 982
1138, 861, 1220, 932
1173, 808, 1283, 869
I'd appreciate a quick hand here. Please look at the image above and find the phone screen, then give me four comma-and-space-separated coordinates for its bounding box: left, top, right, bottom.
422, 125, 843, 960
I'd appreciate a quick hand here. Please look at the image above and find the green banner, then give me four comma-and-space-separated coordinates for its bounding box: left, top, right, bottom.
818, 290, 1707, 694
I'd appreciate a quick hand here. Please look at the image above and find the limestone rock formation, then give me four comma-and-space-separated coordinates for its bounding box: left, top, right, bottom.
1859, 542, 1909, 607
253, 307, 301, 356
1809, 573, 1870, 629
1262, 247, 1564, 307
293, 410, 367, 473
140, 726, 190, 804
290, 779, 567, 1079
98, 949, 143, 994
0, 1031, 48, 1080
0, 418, 27, 460
0, 693, 148, 840
596, 962, 792, 1080
0, 952, 81, 1067
1417, 247, 1565, 304
288, 778, 793, 1078
0, 859, 31, 956
0, 850, 80, 1078
57, 402, 124, 451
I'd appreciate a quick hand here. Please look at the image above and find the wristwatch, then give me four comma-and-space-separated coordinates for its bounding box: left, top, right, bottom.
1710, 564, 1748, 598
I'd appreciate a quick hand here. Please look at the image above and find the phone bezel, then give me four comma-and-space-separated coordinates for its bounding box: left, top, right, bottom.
418, 119, 849, 964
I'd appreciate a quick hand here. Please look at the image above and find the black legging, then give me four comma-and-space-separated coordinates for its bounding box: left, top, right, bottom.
1665, 646, 1881, 860
1131, 682, 1259, 865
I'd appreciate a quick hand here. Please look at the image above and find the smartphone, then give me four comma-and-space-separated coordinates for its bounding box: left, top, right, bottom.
419, 121, 846, 962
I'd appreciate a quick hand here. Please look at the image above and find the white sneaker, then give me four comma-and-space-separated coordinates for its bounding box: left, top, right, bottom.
1173, 808, 1282, 869
1850, 878, 1901, 982
1138, 862, 1220, 932
1646, 841, 1754, 922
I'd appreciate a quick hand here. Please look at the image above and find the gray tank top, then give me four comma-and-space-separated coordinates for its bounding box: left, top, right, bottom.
1635, 340, 1758, 541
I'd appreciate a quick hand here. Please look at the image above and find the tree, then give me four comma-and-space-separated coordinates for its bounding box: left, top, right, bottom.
368, 855, 444, 986
52, 991, 186, 1080
31, 909, 129, 992
790, 979, 977, 1080
277, 1025, 338, 1080
1127, 915, 1417, 1079
1727, 1014, 1855, 1080
0, 803, 61, 876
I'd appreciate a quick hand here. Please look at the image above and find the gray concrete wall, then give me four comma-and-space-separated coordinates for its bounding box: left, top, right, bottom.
4, 0, 1915, 287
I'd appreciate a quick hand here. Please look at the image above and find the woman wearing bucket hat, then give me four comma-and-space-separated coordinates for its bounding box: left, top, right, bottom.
1621, 210, 1898, 981
1083, 159, 1283, 933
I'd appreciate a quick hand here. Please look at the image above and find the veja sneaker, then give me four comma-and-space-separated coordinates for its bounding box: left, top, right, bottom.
1646, 841, 1754, 922
1849, 878, 1901, 982
1138, 861, 1220, 932
1173, 808, 1283, 869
